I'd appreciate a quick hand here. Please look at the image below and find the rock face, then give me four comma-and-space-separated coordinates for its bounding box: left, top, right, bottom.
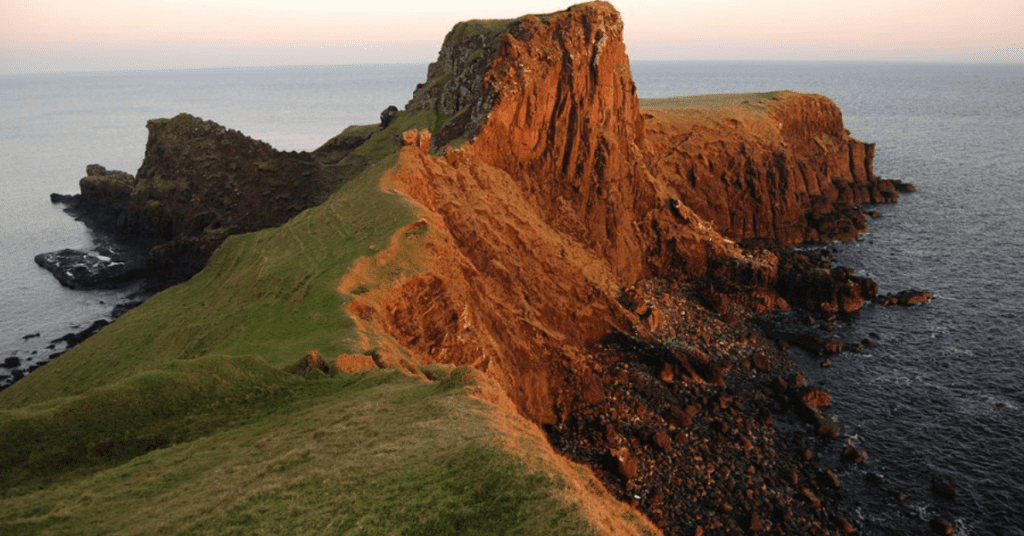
49, 114, 357, 282
123, 113, 339, 269
341, 3, 909, 533
51, 164, 136, 230
362, 1, 896, 424
644, 93, 899, 244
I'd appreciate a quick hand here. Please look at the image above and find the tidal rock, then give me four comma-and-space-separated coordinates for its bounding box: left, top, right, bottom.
820, 469, 841, 489
51, 319, 110, 349
2, 356, 20, 369
801, 387, 833, 409
841, 445, 868, 464
894, 180, 917, 193
817, 419, 842, 439
34, 246, 145, 289
932, 480, 957, 499
49, 164, 136, 231
881, 290, 934, 306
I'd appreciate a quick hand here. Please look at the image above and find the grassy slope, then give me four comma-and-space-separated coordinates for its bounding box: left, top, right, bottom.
0, 109, 599, 534
639, 91, 784, 109
1, 370, 592, 535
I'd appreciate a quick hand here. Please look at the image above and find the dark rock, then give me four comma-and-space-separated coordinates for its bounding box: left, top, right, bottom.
820, 469, 840, 489
111, 300, 146, 319
841, 445, 868, 463
801, 387, 833, 409
800, 487, 822, 509
21, 332, 40, 340
651, 431, 672, 452
380, 105, 399, 128
610, 447, 638, 479
2, 356, 21, 369
932, 480, 957, 499
52, 319, 110, 349
881, 290, 934, 306
34, 247, 145, 289
864, 471, 886, 484
747, 512, 766, 533
50, 192, 81, 205
894, 180, 917, 193
817, 419, 842, 439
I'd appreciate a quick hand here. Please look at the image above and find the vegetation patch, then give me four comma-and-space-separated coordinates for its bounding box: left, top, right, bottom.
0, 371, 595, 535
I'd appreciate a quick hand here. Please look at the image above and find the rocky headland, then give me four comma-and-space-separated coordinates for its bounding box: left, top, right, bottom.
42, 112, 381, 289
336, 3, 915, 534
16, 2, 929, 534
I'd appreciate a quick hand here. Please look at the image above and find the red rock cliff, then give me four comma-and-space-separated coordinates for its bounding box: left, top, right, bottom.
347, 2, 896, 426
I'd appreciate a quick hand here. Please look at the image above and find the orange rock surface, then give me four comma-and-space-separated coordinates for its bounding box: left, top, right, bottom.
343, 2, 895, 426
336, 3, 899, 532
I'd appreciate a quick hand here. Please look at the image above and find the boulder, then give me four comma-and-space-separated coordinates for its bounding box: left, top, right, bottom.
929, 518, 956, 535
801, 387, 833, 409
841, 445, 868, 464
881, 290, 934, 306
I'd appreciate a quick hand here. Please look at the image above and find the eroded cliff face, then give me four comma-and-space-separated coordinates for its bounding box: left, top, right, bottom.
346, 3, 750, 425
341, 3, 896, 534
350, 1, 898, 424
644, 93, 896, 245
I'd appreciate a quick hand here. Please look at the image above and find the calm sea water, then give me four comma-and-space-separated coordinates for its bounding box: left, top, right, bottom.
2, 61, 1023, 534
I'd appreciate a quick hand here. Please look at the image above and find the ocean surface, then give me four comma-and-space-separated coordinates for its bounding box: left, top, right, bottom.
2, 61, 1022, 534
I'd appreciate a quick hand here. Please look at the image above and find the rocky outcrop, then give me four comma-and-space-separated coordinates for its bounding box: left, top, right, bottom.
48, 114, 361, 284
123, 113, 341, 267
33, 245, 145, 289
644, 93, 900, 245
51, 164, 136, 230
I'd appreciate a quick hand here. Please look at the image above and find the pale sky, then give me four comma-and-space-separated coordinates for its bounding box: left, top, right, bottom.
1, 0, 1021, 74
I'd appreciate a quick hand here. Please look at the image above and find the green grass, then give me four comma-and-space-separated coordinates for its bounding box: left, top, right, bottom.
639, 91, 785, 109
0, 108, 451, 409
0, 370, 595, 535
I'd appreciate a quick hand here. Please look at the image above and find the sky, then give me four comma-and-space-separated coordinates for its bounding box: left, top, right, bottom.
1, 0, 1021, 74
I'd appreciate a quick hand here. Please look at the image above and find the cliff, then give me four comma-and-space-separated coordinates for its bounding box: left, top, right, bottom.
352, 2, 895, 422
342, 2, 900, 533
643, 92, 896, 244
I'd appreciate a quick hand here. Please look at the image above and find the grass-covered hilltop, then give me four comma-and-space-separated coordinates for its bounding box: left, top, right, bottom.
2, 2, 910, 535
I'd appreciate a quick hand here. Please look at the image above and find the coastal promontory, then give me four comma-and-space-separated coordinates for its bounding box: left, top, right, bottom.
4, 3, 907, 535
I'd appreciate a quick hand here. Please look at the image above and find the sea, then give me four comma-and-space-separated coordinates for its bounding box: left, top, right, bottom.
1, 61, 1022, 535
